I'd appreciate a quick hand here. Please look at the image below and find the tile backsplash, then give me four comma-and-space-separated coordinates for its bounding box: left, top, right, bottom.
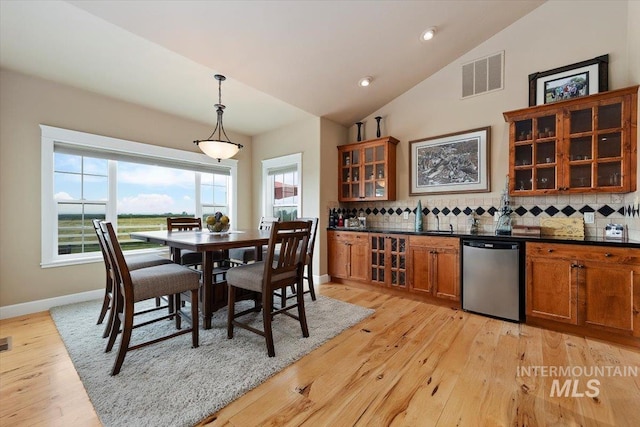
331, 193, 640, 240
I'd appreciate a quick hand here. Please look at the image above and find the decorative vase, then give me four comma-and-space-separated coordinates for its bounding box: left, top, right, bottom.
375, 116, 382, 138
415, 200, 423, 232
356, 122, 363, 141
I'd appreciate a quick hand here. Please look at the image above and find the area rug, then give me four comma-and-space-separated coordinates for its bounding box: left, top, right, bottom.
50, 295, 373, 427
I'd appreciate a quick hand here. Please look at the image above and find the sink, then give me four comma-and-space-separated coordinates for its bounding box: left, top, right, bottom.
422, 229, 453, 234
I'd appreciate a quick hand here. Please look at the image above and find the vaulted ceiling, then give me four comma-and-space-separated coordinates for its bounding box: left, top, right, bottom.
0, 0, 545, 136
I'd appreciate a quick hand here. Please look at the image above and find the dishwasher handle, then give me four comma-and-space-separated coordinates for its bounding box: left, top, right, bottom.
463, 240, 519, 250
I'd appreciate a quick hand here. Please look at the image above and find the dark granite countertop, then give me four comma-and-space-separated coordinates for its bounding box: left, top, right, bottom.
327, 227, 640, 249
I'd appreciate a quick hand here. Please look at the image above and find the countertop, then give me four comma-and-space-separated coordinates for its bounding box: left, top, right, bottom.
327, 227, 640, 249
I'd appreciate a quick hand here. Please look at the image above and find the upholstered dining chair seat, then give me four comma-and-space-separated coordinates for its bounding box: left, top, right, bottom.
226, 261, 297, 294
129, 263, 201, 302
126, 254, 173, 270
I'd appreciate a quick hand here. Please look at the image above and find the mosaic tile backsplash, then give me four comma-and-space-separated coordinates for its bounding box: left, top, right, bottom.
332, 193, 640, 240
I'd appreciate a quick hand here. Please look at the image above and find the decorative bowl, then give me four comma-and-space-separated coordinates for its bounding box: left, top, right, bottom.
207, 222, 230, 233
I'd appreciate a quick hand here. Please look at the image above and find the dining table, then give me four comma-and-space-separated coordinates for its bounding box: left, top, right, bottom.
130, 229, 271, 329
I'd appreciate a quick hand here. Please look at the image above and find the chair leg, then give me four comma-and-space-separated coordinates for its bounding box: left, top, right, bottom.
97, 288, 110, 325
297, 281, 309, 338
227, 285, 236, 339
263, 290, 275, 357
190, 289, 199, 348
105, 292, 123, 353
175, 293, 182, 330
111, 305, 134, 375
155, 297, 161, 307
102, 297, 115, 339
306, 263, 317, 301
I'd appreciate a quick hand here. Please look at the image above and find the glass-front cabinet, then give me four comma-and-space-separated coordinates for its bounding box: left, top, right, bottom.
504, 86, 637, 195
338, 136, 399, 202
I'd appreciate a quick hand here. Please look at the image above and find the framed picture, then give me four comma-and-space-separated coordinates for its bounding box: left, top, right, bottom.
409, 126, 491, 196
528, 54, 608, 106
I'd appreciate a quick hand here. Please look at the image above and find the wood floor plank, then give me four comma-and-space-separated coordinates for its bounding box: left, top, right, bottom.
2, 283, 639, 427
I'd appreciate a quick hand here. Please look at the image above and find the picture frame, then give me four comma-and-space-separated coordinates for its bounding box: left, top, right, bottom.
409, 126, 491, 196
528, 54, 608, 106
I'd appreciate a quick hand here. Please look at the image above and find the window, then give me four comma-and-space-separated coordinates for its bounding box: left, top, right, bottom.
262, 153, 302, 221
41, 125, 237, 267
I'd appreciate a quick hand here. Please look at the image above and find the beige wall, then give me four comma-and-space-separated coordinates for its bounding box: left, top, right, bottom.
0, 69, 253, 307
625, 0, 640, 237
349, 0, 638, 237
251, 116, 324, 274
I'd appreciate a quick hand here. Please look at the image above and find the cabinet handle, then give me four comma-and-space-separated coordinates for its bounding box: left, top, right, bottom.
604, 253, 612, 257
571, 263, 578, 268
547, 249, 554, 253
578, 264, 585, 269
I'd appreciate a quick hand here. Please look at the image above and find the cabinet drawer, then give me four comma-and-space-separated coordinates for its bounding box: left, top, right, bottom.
527, 242, 640, 265
331, 231, 368, 242
409, 235, 459, 250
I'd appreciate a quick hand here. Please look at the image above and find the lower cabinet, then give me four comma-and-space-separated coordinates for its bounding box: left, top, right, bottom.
408, 236, 460, 301
526, 242, 640, 339
327, 230, 369, 282
370, 234, 407, 289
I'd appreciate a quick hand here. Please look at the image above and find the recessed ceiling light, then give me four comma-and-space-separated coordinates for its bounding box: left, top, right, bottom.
358, 76, 372, 87
420, 27, 436, 42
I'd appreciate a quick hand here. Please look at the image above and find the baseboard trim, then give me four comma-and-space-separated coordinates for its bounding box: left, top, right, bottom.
1, 274, 333, 320
0, 289, 103, 320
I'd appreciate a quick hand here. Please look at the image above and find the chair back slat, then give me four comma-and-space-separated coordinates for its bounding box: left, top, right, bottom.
262, 220, 311, 291
167, 217, 202, 231
297, 217, 318, 258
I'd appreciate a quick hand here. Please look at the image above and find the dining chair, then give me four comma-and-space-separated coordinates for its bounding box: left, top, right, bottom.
277, 217, 319, 307
93, 219, 173, 338
228, 216, 279, 265
166, 217, 205, 267
226, 220, 312, 357
100, 221, 200, 376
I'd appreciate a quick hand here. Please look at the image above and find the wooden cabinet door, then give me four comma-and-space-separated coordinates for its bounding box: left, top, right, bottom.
433, 248, 460, 301
526, 255, 578, 324
370, 234, 407, 288
327, 233, 349, 279
348, 234, 369, 282
408, 245, 433, 295
337, 137, 398, 202
582, 261, 638, 335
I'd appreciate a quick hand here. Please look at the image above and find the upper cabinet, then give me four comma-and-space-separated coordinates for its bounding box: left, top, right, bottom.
338, 136, 399, 202
503, 86, 638, 195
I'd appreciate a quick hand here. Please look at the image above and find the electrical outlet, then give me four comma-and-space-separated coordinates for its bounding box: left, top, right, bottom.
494, 212, 500, 222
584, 212, 595, 224
403, 211, 409, 220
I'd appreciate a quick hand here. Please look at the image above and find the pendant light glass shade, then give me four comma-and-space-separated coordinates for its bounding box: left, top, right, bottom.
194, 74, 243, 161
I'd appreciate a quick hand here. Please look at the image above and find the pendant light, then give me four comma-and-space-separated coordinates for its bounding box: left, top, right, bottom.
194, 74, 243, 161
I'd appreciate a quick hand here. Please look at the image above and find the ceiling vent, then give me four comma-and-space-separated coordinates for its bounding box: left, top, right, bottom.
462, 51, 504, 99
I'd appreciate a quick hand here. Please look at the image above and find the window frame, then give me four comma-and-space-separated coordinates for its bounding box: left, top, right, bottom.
41, 125, 238, 268
262, 153, 302, 221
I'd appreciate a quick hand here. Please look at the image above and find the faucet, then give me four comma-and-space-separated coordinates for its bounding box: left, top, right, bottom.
435, 214, 440, 231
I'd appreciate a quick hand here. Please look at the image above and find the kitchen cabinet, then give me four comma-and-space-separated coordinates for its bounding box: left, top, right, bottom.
503, 85, 638, 195
526, 242, 640, 338
370, 234, 407, 289
338, 136, 399, 202
408, 236, 460, 301
327, 230, 369, 282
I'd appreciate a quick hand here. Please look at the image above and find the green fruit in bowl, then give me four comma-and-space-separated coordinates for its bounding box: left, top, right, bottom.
205, 215, 216, 225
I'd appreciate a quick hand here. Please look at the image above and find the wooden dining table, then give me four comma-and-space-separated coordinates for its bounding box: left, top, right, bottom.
130, 229, 271, 329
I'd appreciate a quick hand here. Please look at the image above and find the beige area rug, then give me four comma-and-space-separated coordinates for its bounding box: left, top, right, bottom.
50, 295, 373, 427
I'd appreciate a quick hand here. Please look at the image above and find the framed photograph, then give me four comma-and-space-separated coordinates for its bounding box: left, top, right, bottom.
528, 54, 608, 106
409, 126, 491, 196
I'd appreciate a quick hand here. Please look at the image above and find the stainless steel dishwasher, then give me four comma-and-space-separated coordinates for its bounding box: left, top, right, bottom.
461, 239, 523, 322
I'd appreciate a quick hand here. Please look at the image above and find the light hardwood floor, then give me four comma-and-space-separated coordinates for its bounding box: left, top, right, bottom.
1, 283, 639, 426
